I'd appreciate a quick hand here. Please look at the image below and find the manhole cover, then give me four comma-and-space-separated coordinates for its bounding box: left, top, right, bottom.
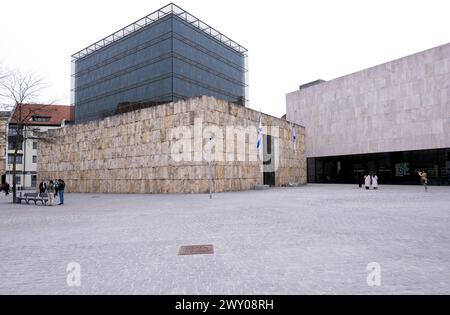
178, 244, 214, 256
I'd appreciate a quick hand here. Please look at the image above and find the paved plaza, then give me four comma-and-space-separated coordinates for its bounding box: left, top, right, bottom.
0, 184, 449, 294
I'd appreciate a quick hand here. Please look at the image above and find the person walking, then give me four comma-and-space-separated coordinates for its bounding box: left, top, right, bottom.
418, 170, 428, 191
358, 173, 364, 188
47, 180, 56, 206
39, 181, 47, 196
54, 179, 59, 198
364, 174, 371, 190
58, 179, 66, 205
372, 174, 379, 190
4, 182, 10, 196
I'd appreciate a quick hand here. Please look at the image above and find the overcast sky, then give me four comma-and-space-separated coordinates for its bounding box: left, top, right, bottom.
1, 0, 449, 117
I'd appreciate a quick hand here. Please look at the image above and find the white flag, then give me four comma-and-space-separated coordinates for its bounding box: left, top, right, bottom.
256, 114, 262, 149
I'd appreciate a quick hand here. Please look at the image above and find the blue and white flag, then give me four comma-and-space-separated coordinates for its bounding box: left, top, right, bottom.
256, 113, 262, 149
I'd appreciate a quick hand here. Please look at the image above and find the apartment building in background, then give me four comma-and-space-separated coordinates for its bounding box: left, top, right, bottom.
6, 104, 74, 189
0, 111, 11, 184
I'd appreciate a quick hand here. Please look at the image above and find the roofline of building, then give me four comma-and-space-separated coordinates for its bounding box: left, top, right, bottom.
72, 96, 303, 128
288, 41, 450, 95
14, 104, 73, 107
72, 2, 248, 61
8, 104, 74, 126
7, 122, 73, 127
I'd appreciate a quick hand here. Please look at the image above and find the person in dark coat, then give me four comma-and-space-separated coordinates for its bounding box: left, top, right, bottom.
53, 179, 59, 197
57, 179, 66, 205
4, 182, 10, 196
39, 181, 47, 196
358, 173, 364, 188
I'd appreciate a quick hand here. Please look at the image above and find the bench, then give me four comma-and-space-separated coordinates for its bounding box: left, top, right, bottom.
17, 192, 49, 205
15, 192, 28, 204
37, 193, 49, 205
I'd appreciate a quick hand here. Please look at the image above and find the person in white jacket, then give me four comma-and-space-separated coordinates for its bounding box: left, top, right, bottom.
364, 174, 371, 190
372, 174, 379, 190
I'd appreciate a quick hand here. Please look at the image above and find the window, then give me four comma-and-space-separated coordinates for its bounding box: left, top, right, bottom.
8, 154, 23, 164
33, 142, 38, 150
31, 116, 51, 122
31, 175, 37, 187
32, 155, 37, 163
8, 127, 17, 136
8, 141, 23, 150
16, 176, 21, 185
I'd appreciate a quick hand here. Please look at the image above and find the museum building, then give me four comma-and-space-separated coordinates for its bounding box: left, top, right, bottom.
286, 43, 450, 185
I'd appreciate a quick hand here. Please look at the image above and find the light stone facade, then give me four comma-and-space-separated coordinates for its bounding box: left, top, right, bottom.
286, 42, 450, 158
38, 97, 306, 193
0, 113, 9, 180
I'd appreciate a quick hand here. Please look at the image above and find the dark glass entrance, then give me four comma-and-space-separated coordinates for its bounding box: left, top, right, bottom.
263, 135, 276, 186
307, 148, 450, 185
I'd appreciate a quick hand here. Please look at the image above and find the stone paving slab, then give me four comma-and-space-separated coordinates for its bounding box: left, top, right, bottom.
0, 184, 449, 294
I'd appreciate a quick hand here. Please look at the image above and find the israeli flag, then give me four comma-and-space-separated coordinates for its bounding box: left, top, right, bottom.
256, 114, 262, 149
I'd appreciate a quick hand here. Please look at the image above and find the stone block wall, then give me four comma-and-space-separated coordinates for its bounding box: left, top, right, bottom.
38, 97, 306, 193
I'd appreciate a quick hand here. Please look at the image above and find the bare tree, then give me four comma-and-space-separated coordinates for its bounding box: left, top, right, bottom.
0, 69, 51, 202
0, 62, 7, 177
0, 64, 7, 189
0, 62, 10, 106
0, 66, 8, 83
0, 69, 47, 105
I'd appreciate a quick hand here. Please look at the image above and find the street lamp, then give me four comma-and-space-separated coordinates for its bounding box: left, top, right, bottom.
208, 136, 213, 199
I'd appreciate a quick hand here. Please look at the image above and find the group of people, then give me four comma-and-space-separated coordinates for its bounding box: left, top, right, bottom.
1, 179, 66, 205
38, 179, 66, 206
359, 173, 379, 190
357, 170, 429, 190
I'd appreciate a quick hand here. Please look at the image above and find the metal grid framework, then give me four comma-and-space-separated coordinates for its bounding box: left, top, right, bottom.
72, 2, 248, 61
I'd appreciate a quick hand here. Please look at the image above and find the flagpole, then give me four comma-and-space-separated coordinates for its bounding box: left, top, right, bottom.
292, 122, 297, 184
292, 122, 297, 157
